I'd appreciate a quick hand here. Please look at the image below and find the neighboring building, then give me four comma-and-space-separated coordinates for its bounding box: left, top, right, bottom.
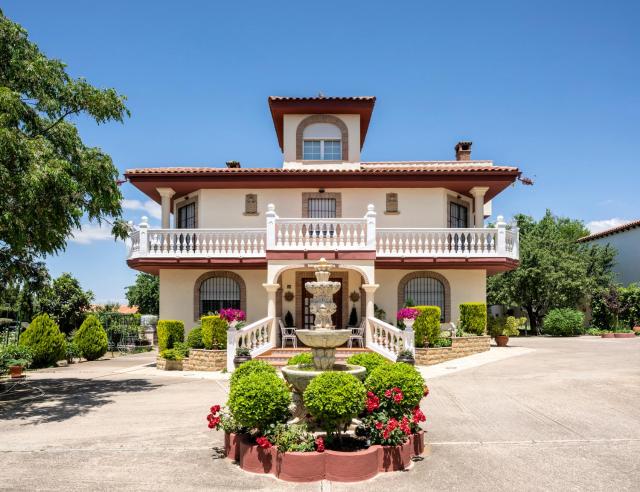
578, 219, 640, 285
124, 96, 520, 346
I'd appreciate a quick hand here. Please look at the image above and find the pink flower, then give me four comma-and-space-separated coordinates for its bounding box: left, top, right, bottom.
393, 391, 403, 403
384, 389, 392, 398
397, 307, 419, 321
315, 437, 325, 453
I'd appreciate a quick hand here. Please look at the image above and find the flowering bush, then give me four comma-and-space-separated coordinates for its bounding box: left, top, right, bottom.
365, 414, 412, 446
255, 436, 272, 449
263, 423, 315, 452
397, 307, 419, 321
205, 405, 243, 433
219, 308, 246, 324
362, 390, 427, 445
315, 436, 325, 452
365, 363, 425, 416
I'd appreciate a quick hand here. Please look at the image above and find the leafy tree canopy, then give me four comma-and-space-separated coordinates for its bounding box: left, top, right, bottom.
39, 272, 94, 334
487, 210, 615, 330
0, 10, 129, 282
125, 273, 159, 315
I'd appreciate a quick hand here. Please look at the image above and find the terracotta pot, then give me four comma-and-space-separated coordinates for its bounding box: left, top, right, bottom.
495, 335, 509, 347
324, 447, 379, 482
601, 333, 615, 338
275, 450, 326, 482
224, 432, 241, 462
233, 355, 252, 368
614, 333, 636, 338
633, 326, 640, 334
9, 365, 24, 379
410, 430, 425, 456
378, 439, 412, 472
239, 436, 275, 474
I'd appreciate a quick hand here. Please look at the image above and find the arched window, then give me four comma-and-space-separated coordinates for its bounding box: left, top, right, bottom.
398, 272, 450, 322
302, 123, 342, 160
194, 272, 245, 320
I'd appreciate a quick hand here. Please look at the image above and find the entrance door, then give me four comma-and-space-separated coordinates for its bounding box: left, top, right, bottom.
301, 276, 343, 330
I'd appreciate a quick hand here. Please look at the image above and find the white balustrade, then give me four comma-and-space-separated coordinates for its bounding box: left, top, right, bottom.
366, 317, 415, 361
226, 316, 275, 371
272, 218, 370, 250
128, 230, 140, 258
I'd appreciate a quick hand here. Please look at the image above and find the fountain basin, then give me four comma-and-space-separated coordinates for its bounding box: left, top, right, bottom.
295, 329, 351, 348
282, 363, 366, 394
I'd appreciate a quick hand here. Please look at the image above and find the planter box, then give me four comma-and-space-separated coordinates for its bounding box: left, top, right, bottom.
378, 438, 412, 472
614, 333, 636, 338
415, 336, 490, 366
601, 333, 615, 338
224, 432, 242, 462
239, 435, 275, 474
325, 446, 379, 482
275, 450, 326, 483
156, 357, 183, 371
182, 349, 226, 371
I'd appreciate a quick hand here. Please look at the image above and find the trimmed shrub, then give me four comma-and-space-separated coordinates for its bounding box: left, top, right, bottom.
159, 348, 184, 361
201, 315, 227, 350
230, 359, 277, 387
228, 372, 290, 430
459, 302, 487, 336
365, 362, 425, 415
74, 315, 108, 361
543, 308, 584, 336
157, 320, 184, 351
19, 314, 66, 368
186, 326, 204, 349
304, 372, 366, 435
0, 344, 33, 372
287, 352, 313, 366
413, 306, 441, 347
346, 352, 390, 376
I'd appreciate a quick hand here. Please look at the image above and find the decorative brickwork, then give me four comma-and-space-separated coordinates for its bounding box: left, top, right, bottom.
397, 271, 451, 323
156, 357, 183, 371
182, 349, 226, 371
193, 271, 246, 322
385, 192, 399, 214
414, 336, 490, 366
295, 114, 349, 161
301, 192, 342, 218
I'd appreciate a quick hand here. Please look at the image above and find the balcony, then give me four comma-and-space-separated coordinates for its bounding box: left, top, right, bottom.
127, 204, 519, 262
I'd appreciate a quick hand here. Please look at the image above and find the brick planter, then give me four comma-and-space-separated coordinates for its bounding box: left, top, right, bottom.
182, 349, 226, 371
156, 357, 183, 371
415, 336, 490, 366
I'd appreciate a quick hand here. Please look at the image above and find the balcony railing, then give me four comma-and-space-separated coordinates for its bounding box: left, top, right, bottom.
127, 205, 518, 260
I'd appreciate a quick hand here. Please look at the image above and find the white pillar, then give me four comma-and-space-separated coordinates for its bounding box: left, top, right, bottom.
361, 284, 379, 347
496, 215, 507, 255
470, 186, 489, 228
138, 216, 148, 256
265, 203, 278, 249
263, 283, 280, 345
364, 204, 376, 250
157, 187, 175, 229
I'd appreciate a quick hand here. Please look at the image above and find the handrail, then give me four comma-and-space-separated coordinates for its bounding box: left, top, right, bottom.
226, 316, 275, 371
366, 317, 415, 361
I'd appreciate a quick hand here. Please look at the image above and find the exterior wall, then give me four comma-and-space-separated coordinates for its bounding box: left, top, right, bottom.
588, 229, 640, 285
159, 269, 268, 330
195, 187, 456, 229
282, 114, 361, 163
374, 269, 486, 324
414, 336, 490, 366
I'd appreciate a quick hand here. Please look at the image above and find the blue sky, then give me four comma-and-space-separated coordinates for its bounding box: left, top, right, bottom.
5, 0, 639, 303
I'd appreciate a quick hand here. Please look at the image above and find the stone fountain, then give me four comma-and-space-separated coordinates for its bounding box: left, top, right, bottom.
281, 258, 366, 421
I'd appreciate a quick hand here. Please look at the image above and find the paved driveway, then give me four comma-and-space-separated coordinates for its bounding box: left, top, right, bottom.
0, 337, 639, 491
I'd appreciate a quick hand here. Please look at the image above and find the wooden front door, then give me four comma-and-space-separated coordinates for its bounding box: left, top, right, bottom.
300, 277, 343, 330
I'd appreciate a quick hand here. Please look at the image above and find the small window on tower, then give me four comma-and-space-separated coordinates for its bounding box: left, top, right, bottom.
244, 194, 258, 215
385, 193, 399, 214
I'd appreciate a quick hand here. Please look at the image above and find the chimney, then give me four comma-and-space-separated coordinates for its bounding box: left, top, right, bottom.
225, 160, 241, 169
455, 141, 472, 161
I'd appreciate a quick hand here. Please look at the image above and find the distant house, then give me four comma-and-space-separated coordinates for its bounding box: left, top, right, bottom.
118, 305, 139, 315
578, 220, 640, 285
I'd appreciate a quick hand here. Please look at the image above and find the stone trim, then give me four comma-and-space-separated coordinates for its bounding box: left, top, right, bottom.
397, 271, 451, 323
385, 192, 399, 214
296, 115, 349, 161
295, 270, 348, 329
414, 336, 490, 366
193, 271, 247, 322
301, 192, 342, 218
243, 193, 259, 216
183, 349, 226, 371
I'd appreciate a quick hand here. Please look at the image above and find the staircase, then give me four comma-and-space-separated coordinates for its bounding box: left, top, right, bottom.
256, 347, 371, 368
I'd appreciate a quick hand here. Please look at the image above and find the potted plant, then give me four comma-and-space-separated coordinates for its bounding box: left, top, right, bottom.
219, 308, 246, 329
233, 346, 251, 367
488, 316, 524, 347
396, 349, 415, 366
0, 344, 33, 379
396, 307, 419, 331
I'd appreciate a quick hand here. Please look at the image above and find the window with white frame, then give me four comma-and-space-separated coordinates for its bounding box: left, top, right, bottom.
302, 123, 342, 160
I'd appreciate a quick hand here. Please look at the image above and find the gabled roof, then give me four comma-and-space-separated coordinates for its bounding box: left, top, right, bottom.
578, 219, 640, 242
268, 96, 376, 151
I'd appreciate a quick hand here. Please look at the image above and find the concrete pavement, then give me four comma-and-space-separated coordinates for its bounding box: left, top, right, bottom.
0, 337, 639, 491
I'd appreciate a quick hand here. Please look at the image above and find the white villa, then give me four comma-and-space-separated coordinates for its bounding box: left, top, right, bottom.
125, 96, 520, 363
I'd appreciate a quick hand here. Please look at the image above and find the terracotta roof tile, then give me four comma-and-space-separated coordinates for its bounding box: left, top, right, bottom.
269, 96, 376, 101
578, 219, 640, 242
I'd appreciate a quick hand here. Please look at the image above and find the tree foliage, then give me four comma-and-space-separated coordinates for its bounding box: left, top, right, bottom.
39, 273, 94, 334
0, 11, 129, 283
488, 211, 615, 330
125, 273, 159, 315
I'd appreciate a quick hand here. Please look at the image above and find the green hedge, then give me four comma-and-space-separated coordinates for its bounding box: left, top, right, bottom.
543, 308, 584, 336
287, 352, 313, 366
201, 315, 228, 349
74, 315, 108, 361
186, 326, 204, 349
413, 306, 441, 347
19, 314, 66, 368
157, 320, 184, 351
228, 372, 290, 430
365, 362, 425, 416
460, 303, 487, 335
346, 352, 390, 376
230, 359, 277, 387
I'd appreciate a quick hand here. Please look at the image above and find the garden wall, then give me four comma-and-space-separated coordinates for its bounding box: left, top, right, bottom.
182, 349, 226, 371
415, 336, 490, 366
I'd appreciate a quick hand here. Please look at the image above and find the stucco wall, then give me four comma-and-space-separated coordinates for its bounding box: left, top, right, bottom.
374, 269, 486, 324
588, 229, 640, 285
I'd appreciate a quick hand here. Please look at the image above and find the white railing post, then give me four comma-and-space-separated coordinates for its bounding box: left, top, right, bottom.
512, 225, 520, 259
138, 216, 149, 256
496, 215, 507, 256
266, 204, 278, 250
404, 326, 415, 355
226, 330, 237, 372
365, 204, 376, 250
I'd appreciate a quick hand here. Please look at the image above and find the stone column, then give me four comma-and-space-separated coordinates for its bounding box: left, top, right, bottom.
263, 283, 280, 346
470, 186, 489, 228
157, 187, 175, 229
361, 284, 379, 347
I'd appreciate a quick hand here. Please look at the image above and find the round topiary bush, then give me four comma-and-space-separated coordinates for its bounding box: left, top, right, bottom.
365, 362, 425, 415
543, 308, 585, 336
304, 372, 366, 435
346, 352, 390, 376
228, 372, 290, 430
286, 352, 313, 366
74, 315, 108, 361
186, 326, 204, 349
229, 359, 277, 387
19, 314, 66, 368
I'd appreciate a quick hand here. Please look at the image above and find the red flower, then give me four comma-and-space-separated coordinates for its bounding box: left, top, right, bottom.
387, 418, 398, 430
366, 393, 380, 413
382, 429, 390, 439
315, 437, 325, 453
393, 391, 403, 403
375, 421, 384, 430
412, 407, 426, 424
210, 405, 221, 414
384, 389, 392, 398
208, 420, 215, 429
256, 436, 272, 449
400, 416, 411, 435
